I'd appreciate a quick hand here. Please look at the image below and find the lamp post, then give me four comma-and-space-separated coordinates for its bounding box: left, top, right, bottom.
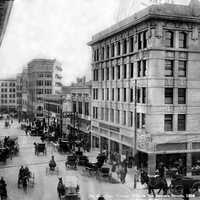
134, 79, 138, 167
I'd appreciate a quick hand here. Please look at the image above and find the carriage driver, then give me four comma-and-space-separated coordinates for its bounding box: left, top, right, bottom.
49, 155, 56, 171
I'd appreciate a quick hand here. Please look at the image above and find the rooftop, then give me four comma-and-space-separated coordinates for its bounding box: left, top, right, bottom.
88, 0, 200, 45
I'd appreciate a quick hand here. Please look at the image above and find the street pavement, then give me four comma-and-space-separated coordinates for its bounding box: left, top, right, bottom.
0, 120, 198, 200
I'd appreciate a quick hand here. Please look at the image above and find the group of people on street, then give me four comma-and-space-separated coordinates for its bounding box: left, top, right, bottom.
18, 166, 31, 186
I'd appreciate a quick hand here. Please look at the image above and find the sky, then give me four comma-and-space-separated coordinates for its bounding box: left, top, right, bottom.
0, 0, 189, 85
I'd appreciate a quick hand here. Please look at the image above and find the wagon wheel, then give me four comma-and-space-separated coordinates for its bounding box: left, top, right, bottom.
170, 184, 184, 195
192, 182, 200, 196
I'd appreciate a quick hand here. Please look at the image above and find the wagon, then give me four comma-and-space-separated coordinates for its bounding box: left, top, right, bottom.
96, 167, 112, 182
34, 143, 47, 156
65, 155, 77, 170
170, 175, 200, 195
59, 175, 81, 200
78, 155, 89, 166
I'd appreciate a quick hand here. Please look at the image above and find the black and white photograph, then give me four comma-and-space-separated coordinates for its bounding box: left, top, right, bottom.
0, 0, 200, 199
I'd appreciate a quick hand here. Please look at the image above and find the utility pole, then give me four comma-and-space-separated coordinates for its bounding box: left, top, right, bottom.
60, 96, 63, 138
134, 79, 138, 167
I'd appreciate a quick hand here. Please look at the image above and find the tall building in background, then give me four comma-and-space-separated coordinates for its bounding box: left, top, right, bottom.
89, 0, 200, 174
27, 59, 62, 119
0, 79, 16, 113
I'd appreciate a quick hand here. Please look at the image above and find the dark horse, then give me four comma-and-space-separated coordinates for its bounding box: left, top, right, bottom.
57, 178, 66, 200
140, 170, 168, 197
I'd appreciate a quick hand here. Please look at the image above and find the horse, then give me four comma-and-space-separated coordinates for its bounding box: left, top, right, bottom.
57, 178, 66, 199
140, 170, 168, 197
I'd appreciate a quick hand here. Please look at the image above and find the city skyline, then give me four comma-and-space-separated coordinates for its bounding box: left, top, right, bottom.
0, 0, 189, 85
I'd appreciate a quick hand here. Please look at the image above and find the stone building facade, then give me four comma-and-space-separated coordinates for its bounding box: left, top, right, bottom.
27, 59, 62, 119
0, 79, 17, 113
89, 0, 200, 173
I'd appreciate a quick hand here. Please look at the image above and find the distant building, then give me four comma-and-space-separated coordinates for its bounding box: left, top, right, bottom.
69, 77, 92, 148
89, 0, 200, 173
0, 79, 16, 113
27, 58, 62, 119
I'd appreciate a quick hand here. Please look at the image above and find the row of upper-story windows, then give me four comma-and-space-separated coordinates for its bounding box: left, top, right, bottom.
165, 31, 187, 48
1, 82, 15, 87
1, 88, 15, 93
72, 101, 90, 116
37, 72, 52, 78
36, 80, 52, 86
93, 87, 146, 104
1, 99, 15, 104
93, 30, 188, 62
93, 30, 147, 61
165, 88, 186, 104
93, 58, 187, 81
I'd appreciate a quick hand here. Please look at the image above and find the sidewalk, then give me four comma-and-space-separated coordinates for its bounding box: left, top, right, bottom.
85, 150, 145, 191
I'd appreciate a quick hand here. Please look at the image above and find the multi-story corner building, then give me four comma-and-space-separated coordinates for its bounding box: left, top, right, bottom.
0, 79, 16, 113
88, 0, 200, 173
70, 77, 92, 147
27, 59, 62, 119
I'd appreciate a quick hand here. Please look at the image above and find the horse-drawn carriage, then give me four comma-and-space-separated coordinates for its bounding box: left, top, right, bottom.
4, 121, 9, 128
0, 148, 9, 163
65, 155, 78, 170
18, 168, 35, 189
78, 155, 89, 166
170, 175, 200, 196
57, 176, 81, 200
58, 139, 71, 153
34, 143, 47, 156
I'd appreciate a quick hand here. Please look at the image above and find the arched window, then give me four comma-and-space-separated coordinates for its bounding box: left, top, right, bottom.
165, 31, 174, 48
179, 32, 187, 48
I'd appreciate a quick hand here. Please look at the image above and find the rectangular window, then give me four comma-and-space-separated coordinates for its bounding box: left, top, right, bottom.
164, 114, 173, 131
85, 102, 89, 116
116, 110, 120, 124
165, 60, 174, 77
111, 43, 115, 57
117, 41, 121, 56
78, 102, 82, 114
93, 88, 95, 100
117, 88, 120, 101
123, 64, 127, 79
123, 111, 126, 125
106, 88, 109, 100
137, 61, 141, 77
112, 88, 114, 101
178, 61, 186, 77
124, 88, 126, 102
101, 47, 104, 60
129, 36, 134, 52
143, 60, 146, 76
138, 32, 142, 50
142, 87, 146, 103
143, 31, 147, 48
137, 88, 140, 103
130, 111, 133, 127
130, 63, 134, 78
130, 88, 133, 102
123, 39, 127, 54
136, 113, 140, 128
101, 68, 104, 81
178, 88, 186, 104
101, 108, 104, 120
105, 108, 109, 121
111, 109, 114, 122
179, 32, 187, 48
106, 67, 109, 80
112, 66, 115, 80
165, 31, 174, 48
102, 89, 104, 100
165, 88, 173, 104
178, 114, 186, 131
142, 113, 145, 128
117, 65, 120, 79
106, 45, 109, 58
